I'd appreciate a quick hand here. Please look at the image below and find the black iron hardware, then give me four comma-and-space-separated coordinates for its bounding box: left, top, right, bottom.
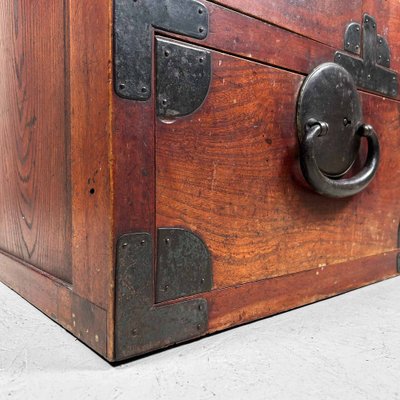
115, 229, 212, 361
156, 38, 211, 118
344, 22, 361, 55
157, 228, 212, 302
297, 63, 380, 198
114, 0, 209, 101
335, 14, 398, 98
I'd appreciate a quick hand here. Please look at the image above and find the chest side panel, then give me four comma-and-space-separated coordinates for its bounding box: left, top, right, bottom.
0, 0, 71, 282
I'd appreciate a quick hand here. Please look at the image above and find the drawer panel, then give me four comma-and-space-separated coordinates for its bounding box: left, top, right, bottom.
156, 47, 400, 289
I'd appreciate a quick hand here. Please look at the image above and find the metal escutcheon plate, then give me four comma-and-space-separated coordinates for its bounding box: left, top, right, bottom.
297, 63, 362, 178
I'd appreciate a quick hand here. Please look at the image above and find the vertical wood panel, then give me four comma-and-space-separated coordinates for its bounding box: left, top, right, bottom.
0, 0, 71, 281
69, 1, 113, 311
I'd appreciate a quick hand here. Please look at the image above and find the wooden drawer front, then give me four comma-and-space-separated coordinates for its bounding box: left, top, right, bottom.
156, 45, 400, 289
212, 0, 362, 49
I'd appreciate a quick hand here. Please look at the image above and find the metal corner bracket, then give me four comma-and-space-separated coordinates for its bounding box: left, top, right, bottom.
114, 229, 212, 361
335, 14, 398, 98
114, 0, 211, 118
156, 38, 211, 119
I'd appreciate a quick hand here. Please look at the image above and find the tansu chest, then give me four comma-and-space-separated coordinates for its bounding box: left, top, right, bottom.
0, 0, 399, 362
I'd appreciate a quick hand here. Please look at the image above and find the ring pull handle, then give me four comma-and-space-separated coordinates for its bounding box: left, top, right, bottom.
300, 121, 380, 198
296, 62, 381, 198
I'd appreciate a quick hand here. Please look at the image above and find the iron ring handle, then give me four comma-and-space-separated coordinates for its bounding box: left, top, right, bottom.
300, 121, 380, 198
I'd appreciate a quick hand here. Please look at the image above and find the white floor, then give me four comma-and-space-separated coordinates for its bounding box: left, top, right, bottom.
1, 277, 399, 400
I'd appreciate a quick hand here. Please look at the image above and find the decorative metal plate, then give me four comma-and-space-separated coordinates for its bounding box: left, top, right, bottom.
297, 63, 362, 178
156, 38, 212, 118
156, 228, 212, 302
335, 14, 398, 98
344, 22, 361, 55
114, 0, 209, 100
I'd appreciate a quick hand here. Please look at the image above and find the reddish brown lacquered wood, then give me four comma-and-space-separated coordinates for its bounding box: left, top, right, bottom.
0, 0, 398, 363
112, 98, 155, 237
0, 251, 107, 356
69, 0, 113, 311
205, 252, 398, 332
211, 0, 362, 50
0, 0, 71, 281
166, 1, 334, 76
156, 51, 400, 289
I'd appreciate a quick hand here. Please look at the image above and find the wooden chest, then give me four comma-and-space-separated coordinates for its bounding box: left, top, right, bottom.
1, 0, 399, 362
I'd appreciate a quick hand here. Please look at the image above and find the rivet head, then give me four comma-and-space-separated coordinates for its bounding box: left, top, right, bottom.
356, 26, 360, 31
197, 324, 201, 330
122, 242, 128, 248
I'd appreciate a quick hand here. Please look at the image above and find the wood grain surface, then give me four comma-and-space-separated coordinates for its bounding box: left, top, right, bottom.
166, 1, 334, 75
205, 251, 398, 332
0, 0, 399, 361
69, 0, 113, 310
0, 0, 71, 281
211, 0, 362, 50
156, 50, 400, 289
0, 250, 107, 356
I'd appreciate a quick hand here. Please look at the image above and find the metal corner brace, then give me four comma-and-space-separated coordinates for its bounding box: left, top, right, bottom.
114, 229, 212, 361
335, 14, 398, 98
114, 0, 211, 118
